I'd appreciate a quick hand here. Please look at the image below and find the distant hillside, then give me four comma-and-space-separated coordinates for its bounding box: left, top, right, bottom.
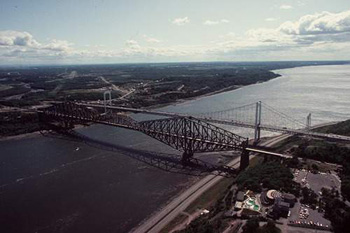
316, 119, 350, 136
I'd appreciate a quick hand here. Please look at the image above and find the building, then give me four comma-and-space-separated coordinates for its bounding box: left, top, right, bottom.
261, 189, 282, 206
269, 197, 290, 219
281, 193, 296, 207
234, 201, 243, 210
267, 189, 282, 200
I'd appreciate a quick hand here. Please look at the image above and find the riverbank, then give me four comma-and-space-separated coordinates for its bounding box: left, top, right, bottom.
3, 62, 350, 139
0, 130, 42, 142
0, 85, 241, 139
0, 74, 265, 139
144, 84, 244, 111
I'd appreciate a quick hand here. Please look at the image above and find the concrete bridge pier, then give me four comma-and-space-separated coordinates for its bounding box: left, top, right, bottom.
240, 149, 250, 171
240, 138, 250, 170
181, 151, 193, 164
63, 121, 74, 130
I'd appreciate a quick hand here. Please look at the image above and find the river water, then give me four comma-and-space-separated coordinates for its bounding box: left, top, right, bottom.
1, 65, 350, 233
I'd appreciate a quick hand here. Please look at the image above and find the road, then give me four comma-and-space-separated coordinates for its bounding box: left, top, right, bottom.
99, 76, 128, 94
119, 88, 135, 100
130, 133, 291, 233
99, 76, 135, 100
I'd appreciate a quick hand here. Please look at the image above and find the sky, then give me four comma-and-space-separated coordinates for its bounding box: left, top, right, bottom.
0, 0, 350, 65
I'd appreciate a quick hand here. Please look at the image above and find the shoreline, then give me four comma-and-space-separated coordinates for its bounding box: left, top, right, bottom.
3, 62, 350, 141
0, 124, 87, 142
0, 81, 260, 141
1, 62, 349, 141
0, 130, 43, 142
144, 84, 244, 111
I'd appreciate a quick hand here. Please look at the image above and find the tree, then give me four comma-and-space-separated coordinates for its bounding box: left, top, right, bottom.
260, 220, 281, 233
242, 218, 259, 233
341, 176, 350, 201
300, 187, 318, 207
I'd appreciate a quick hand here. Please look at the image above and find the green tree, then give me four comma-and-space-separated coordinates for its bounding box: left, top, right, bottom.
260, 220, 281, 233
341, 176, 350, 201
242, 218, 259, 233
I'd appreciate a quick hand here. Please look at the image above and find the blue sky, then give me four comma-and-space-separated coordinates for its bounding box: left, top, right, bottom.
0, 0, 349, 64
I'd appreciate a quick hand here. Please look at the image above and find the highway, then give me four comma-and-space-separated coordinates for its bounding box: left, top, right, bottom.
130, 133, 291, 233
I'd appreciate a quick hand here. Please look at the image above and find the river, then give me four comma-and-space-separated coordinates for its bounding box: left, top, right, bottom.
1, 64, 350, 233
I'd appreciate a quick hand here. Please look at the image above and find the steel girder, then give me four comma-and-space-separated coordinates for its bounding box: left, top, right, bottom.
40, 102, 101, 122
138, 117, 247, 155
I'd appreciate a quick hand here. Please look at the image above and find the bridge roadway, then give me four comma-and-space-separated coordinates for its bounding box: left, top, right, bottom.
80, 103, 350, 142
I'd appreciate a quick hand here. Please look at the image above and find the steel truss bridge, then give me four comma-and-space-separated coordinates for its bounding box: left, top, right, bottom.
38, 101, 349, 171
38, 101, 254, 170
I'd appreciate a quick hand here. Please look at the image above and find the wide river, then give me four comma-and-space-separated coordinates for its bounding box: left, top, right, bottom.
1, 65, 350, 233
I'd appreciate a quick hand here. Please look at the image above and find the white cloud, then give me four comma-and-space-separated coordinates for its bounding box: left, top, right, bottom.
204, 20, 219, 25
204, 19, 230, 26
125, 40, 141, 51
246, 10, 350, 46
172, 17, 190, 26
279, 10, 350, 35
142, 35, 161, 43
0, 31, 40, 47
0, 30, 75, 64
42, 39, 73, 52
280, 5, 293, 10
2, 10, 350, 64
208, 10, 350, 60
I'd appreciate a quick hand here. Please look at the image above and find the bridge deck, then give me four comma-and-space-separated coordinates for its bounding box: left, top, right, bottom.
246, 148, 292, 159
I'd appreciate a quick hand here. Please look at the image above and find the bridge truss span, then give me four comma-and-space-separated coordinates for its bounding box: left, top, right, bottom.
38, 102, 248, 164
138, 116, 247, 160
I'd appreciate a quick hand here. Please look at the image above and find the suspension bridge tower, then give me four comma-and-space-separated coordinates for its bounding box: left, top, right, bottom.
254, 101, 262, 145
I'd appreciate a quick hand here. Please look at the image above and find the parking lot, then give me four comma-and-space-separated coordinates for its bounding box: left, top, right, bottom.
288, 202, 331, 228
293, 169, 341, 195
286, 169, 336, 232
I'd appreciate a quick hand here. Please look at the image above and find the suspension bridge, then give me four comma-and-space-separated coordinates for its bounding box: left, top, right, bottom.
80, 101, 350, 143
37, 96, 350, 172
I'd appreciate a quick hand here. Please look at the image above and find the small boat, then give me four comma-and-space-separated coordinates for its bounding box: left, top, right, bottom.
75, 147, 80, 151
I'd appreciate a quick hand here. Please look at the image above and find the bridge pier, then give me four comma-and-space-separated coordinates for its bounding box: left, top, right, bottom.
240, 149, 250, 171
63, 121, 74, 130
182, 151, 193, 164
239, 139, 250, 170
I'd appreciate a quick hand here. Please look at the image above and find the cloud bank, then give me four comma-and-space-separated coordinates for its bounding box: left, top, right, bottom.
1, 10, 350, 64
